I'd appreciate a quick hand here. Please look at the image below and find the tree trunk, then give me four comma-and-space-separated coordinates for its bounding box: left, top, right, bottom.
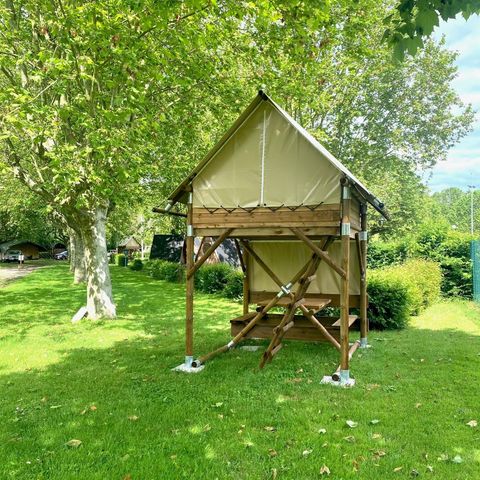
69, 233, 75, 273
72, 230, 87, 284
82, 205, 116, 319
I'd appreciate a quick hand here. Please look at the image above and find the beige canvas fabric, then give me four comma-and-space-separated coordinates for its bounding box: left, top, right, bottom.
192, 102, 341, 208
248, 241, 360, 295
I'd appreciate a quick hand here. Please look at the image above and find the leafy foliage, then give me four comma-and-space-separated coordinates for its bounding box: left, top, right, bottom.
195, 263, 233, 294
223, 270, 244, 300
384, 0, 480, 60
368, 259, 442, 329
129, 259, 143, 271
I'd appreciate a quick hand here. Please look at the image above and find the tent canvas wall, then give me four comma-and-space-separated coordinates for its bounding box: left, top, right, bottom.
156, 90, 388, 383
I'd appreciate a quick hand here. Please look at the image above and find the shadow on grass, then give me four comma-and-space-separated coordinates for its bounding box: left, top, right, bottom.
1, 267, 480, 479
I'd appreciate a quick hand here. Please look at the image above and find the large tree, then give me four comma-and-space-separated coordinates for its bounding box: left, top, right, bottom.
0, 0, 343, 318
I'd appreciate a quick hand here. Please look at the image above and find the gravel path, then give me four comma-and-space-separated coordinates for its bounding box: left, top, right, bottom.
0, 265, 42, 286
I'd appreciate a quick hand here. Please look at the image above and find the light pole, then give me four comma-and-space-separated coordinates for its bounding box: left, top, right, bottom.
468, 185, 476, 235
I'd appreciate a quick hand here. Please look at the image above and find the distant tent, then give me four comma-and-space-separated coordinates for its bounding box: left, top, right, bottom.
150, 234, 240, 267
150, 234, 184, 262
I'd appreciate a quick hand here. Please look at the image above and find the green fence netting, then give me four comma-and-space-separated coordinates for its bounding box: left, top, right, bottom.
472, 240, 480, 303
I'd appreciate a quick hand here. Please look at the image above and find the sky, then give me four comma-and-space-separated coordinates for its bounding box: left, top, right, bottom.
426, 15, 480, 192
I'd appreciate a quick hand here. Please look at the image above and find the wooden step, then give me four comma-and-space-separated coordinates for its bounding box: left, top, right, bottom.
256, 296, 331, 312
231, 314, 355, 343
331, 315, 358, 328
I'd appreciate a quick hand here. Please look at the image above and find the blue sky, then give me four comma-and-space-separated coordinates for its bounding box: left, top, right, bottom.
426, 15, 480, 192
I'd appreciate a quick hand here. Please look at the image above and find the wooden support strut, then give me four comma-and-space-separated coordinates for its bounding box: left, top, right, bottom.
290, 227, 346, 278
259, 254, 321, 368
339, 182, 351, 379
187, 228, 233, 279
185, 193, 194, 365
359, 204, 368, 345
192, 252, 316, 367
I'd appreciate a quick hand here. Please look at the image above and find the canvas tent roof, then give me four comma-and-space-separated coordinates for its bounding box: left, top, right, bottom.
166, 91, 388, 219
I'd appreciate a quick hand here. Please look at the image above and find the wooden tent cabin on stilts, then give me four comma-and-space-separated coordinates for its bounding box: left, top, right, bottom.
155, 90, 389, 385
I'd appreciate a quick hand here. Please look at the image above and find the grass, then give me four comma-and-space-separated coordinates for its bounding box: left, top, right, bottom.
0, 265, 479, 479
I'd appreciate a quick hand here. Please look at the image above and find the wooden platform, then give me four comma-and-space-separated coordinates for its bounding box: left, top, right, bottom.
256, 297, 331, 312
230, 313, 359, 343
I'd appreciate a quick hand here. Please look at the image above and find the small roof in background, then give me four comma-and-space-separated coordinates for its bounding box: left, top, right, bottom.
166, 90, 388, 219
117, 236, 141, 249
0, 239, 46, 253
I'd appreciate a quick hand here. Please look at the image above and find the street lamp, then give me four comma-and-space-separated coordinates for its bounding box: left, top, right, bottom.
468, 185, 476, 235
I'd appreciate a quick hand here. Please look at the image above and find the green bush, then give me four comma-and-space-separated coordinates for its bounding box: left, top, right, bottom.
223, 269, 244, 299
195, 263, 233, 294
367, 259, 442, 329
148, 259, 185, 282
367, 274, 411, 329
116, 253, 127, 267
129, 259, 143, 271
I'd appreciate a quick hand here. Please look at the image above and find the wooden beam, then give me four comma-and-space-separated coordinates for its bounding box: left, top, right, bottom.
234, 239, 246, 273
340, 184, 351, 373
290, 227, 346, 278
359, 204, 368, 343
298, 304, 341, 350
187, 228, 233, 279
152, 207, 187, 218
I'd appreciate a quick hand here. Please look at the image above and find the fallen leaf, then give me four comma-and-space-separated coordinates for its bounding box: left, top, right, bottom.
244, 440, 254, 448
426, 465, 434, 472
302, 449, 312, 457
372, 433, 382, 439
437, 453, 448, 462
50, 405, 62, 409
272, 468, 278, 480
128, 415, 139, 421
288, 377, 303, 384
90, 405, 97, 411
212, 402, 223, 408
296, 368, 304, 374
123, 475, 132, 480
264, 426, 276, 432
268, 448, 278, 457
318, 428, 327, 434
466, 420, 477, 427
452, 455, 463, 464
346, 420, 358, 428
393, 466, 403, 473
203, 424, 211, 432
370, 419, 380, 425
373, 450, 386, 460
415, 403, 422, 409
411, 468, 419, 476
65, 439, 82, 448
343, 435, 355, 443
320, 464, 330, 475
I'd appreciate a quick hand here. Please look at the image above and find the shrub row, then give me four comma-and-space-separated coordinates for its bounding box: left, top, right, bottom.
143, 260, 244, 299
367, 259, 442, 329
134, 258, 441, 331
368, 228, 474, 298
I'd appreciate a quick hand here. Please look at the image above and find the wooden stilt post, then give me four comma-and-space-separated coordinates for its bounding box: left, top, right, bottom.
359, 204, 369, 348
243, 248, 250, 315
185, 190, 194, 368
340, 181, 351, 384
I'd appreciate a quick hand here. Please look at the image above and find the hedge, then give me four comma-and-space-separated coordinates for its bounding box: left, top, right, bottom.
137, 258, 442, 330
195, 263, 233, 294
368, 229, 474, 298
367, 259, 442, 329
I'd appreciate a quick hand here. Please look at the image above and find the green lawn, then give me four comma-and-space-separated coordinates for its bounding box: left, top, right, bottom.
1, 265, 479, 479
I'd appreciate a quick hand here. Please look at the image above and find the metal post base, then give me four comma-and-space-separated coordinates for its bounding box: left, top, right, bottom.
321, 370, 356, 388
172, 356, 205, 373
360, 337, 371, 349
